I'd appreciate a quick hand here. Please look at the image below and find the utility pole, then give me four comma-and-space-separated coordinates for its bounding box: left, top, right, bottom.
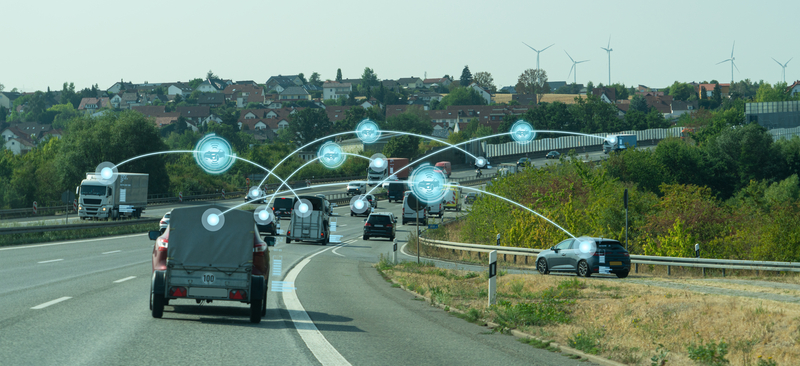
416, 195, 420, 263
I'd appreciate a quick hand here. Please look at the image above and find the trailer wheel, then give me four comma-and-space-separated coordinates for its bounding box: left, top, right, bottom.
152, 294, 165, 318
260, 288, 267, 316
285, 237, 291, 243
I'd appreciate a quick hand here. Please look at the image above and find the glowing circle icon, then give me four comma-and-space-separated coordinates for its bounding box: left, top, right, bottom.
194, 133, 236, 175
575, 236, 597, 259
294, 198, 313, 218
318, 142, 345, 169
349, 195, 371, 215
94, 162, 119, 185
369, 153, 388, 172
475, 156, 487, 168
253, 205, 273, 225
356, 119, 381, 144
201, 208, 226, 231
409, 164, 448, 205
510, 120, 535, 144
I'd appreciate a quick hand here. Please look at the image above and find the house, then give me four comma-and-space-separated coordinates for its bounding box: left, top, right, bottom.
235, 80, 259, 86
469, 84, 492, 104
195, 78, 227, 93
176, 106, 210, 121
643, 95, 674, 117
548, 81, 567, 92
1, 126, 25, 142
200, 114, 224, 126
592, 87, 617, 104
109, 94, 123, 108
423, 77, 452, 88
167, 82, 194, 96
381, 80, 400, 90
107, 81, 135, 94
499, 86, 517, 94
0, 91, 22, 110
41, 129, 63, 140
223, 84, 266, 107
5, 122, 52, 140
4, 136, 35, 155
412, 92, 443, 104
326, 106, 355, 123
242, 127, 276, 143
279, 86, 311, 100
198, 93, 225, 107
77, 97, 110, 114
154, 116, 179, 128
119, 92, 140, 109
323, 82, 352, 100
670, 100, 698, 119
265, 75, 303, 92
786, 81, 800, 97
397, 77, 424, 89
697, 83, 730, 99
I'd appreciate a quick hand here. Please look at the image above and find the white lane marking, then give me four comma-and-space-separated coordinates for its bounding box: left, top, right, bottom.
284, 246, 352, 366
31, 297, 72, 309
0, 233, 146, 251
102, 250, 121, 255
331, 243, 349, 257
113, 276, 136, 283
37, 259, 63, 264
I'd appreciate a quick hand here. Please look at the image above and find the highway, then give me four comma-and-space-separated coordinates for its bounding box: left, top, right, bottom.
0, 194, 594, 366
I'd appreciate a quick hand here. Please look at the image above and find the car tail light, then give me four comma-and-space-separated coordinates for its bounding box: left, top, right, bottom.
160, 220, 165, 225
623, 252, 629, 257
364, 222, 371, 227
169, 287, 187, 297
253, 236, 266, 253
229, 290, 247, 300
385, 224, 393, 228
156, 237, 168, 251
321, 232, 325, 237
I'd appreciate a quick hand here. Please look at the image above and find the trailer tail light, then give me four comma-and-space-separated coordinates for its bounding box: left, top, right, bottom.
229, 290, 247, 300
169, 287, 187, 297
321, 232, 325, 237
287, 230, 291, 236
156, 237, 168, 251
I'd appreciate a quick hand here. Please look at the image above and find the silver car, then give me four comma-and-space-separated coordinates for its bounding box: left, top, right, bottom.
159, 211, 172, 233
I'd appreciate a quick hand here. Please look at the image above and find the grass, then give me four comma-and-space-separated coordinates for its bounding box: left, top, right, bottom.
378, 261, 800, 366
0, 222, 160, 246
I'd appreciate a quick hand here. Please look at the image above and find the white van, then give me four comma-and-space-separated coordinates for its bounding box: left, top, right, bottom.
427, 199, 443, 218
402, 192, 428, 225
347, 181, 366, 196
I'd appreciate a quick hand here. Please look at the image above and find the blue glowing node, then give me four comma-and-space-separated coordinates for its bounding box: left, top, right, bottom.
94, 162, 119, 184
318, 142, 345, 169
254, 205, 273, 225
201, 208, 225, 232
576, 236, 597, 259
194, 134, 236, 175
356, 119, 381, 144
409, 165, 448, 205
510, 120, 535, 144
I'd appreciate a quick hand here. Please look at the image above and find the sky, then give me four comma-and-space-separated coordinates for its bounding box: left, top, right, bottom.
4, 0, 800, 93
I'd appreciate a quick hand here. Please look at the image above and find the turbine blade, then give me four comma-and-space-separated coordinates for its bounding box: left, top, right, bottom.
733, 61, 740, 72
773, 57, 782, 66
522, 41, 537, 51
565, 50, 575, 62
731, 41, 735, 58
716, 59, 731, 65
577, 60, 589, 64
607, 35, 611, 49
787, 57, 793, 66
567, 64, 574, 80
542, 43, 554, 52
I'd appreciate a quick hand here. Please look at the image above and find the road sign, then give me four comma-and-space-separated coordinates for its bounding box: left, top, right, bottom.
73, 199, 78, 212
179, 192, 183, 202
61, 190, 76, 204
246, 178, 250, 187
33, 201, 37, 215
222, 189, 225, 199
427, 224, 438, 229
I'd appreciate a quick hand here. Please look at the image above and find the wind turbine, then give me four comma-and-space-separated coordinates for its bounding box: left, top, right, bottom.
565, 51, 589, 85
601, 36, 612, 85
716, 41, 739, 83
772, 57, 793, 83
522, 42, 554, 70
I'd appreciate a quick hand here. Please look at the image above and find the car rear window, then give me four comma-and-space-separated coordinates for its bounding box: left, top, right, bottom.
388, 183, 405, 191
273, 198, 293, 209
597, 241, 625, 251
368, 215, 392, 224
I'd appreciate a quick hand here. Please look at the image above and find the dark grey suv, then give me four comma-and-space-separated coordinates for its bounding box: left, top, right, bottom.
536, 237, 630, 278
363, 212, 396, 241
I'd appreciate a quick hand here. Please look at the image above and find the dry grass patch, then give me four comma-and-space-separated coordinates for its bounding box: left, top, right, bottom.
378, 260, 800, 366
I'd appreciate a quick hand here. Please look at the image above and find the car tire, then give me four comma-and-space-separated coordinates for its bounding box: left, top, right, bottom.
250, 298, 262, 324
615, 270, 629, 279
577, 260, 592, 277
261, 286, 268, 316
363, 236, 369, 240
152, 294, 165, 319
285, 238, 291, 243
537, 258, 549, 275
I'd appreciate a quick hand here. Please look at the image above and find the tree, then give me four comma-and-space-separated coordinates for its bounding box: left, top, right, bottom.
515, 69, 549, 103
383, 135, 421, 160
360, 67, 379, 91
756, 82, 791, 102
188, 78, 203, 90
473, 71, 496, 93
298, 73, 307, 85
712, 83, 722, 106
609, 83, 630, 100
336, 68, 343, 83
0, 82, 4, 91
309, 72, 322, 87
586, 81, 595, 95
436, 87, 486, 109
206, 70, 218, 80
630, 95, 649, 113
667, 81, 694, 101
288, 108, 333, 146
460, 65, 473, 86
384, 106, 433, 135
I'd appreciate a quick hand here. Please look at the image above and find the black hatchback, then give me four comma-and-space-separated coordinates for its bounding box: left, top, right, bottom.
536, 237, 631, 278
363, 212, 396, 241
272, 197, 294, 219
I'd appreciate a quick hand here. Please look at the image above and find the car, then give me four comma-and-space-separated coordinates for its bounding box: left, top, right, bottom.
536, 237, 631, 278
347, 181, 366, 196
159, 210, 172, 233
363, 212, 396, 241
517, 158, 531, 167
365, 194, 377, 208
256, 219, 280, 236
245, 187, 267, 204
350, 195, 376, 216
546, 151, 561, 159
272, 197, 294, 219
464, 193, 478, 204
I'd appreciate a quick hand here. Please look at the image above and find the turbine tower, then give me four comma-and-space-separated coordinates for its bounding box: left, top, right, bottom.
716, 41, 738, 83
772, 57, 793, 83
522, 42, 554, 70
565, 51, 589, 85
601, 36, 612, 85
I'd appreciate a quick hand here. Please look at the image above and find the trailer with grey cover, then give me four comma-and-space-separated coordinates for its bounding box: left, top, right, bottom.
149, 205, 267, 323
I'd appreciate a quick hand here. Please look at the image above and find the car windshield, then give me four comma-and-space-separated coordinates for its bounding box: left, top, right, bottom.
273, 198, 293, 209
80, 185, 106, 196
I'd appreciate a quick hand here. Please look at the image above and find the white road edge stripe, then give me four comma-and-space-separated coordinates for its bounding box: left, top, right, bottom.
102, 250, 122, 255
37, 259, 63, 264
331, 243, 349, 257
113, 276, 136, 283
0, 233, 146, 251
31, 296, 72, 309
284, 245, 352, 366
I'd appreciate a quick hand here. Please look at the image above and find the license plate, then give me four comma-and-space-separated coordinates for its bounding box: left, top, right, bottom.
375, 225, 383, 227
188, 287, 228, 298
610, 261, 622, 266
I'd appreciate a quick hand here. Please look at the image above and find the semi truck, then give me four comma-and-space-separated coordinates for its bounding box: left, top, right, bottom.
603, 134, 637, 154
367, 166, 387, 186
77, 172, 148, 220
387, 158, 410, 180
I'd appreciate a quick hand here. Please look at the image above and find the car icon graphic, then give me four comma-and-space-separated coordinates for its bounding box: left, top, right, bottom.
323, 151, 338, 161
203, 146, 226, 163
418, 179, 439, 191
361, 127, 374, 136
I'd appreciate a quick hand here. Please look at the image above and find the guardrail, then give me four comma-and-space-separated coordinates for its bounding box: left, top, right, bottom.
418, 237, 800, 274
0, 218, 160, 235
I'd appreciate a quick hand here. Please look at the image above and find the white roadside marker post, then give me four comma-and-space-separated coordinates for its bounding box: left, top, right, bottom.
488, 250, 497, 306
393, 239, 398, 265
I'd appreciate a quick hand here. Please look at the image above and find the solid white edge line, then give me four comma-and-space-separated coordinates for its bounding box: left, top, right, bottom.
331, 243, 349, 257
0, 233, 146, 251
102, 250, 122, 255
113, 276, 136, 283
31, 296, 72, 309
37, 259, 64, 264
283, 245, 352, 366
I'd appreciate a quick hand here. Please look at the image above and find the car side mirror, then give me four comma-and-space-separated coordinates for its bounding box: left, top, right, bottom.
264, 237, 276, 247
148, 231, 161, 240
363, 219, 367, 222
331, 203, 338, 208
